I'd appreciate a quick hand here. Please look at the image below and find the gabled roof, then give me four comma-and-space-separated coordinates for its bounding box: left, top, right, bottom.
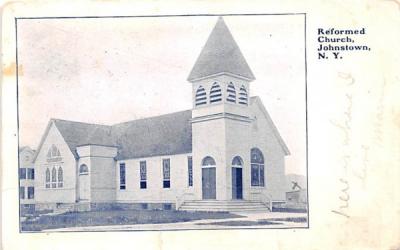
112, 110, 192, 160
53, 119, 116, 158
32, 119, 115, 161
187, 17, 255, 82
33, 111, 193, 161
250, 96, 290, 156
33, 100, 287, 161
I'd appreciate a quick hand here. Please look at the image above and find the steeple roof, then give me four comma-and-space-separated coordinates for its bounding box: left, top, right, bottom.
188, 17, 255, 82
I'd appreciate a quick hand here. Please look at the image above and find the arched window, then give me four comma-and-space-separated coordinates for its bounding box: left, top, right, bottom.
232, 156, 243, 167
195, 86, 207, 106
202, 156, 216, 166
58, 167, 63, 188
45, 168, 50, 188
79, 164, 89, 175
251, 148, 265, 186
47, 145, 61, 162
226, 82, 236, 103
209, 82, 222, 103
238, 85, 248, 105
51, 167, 57, 188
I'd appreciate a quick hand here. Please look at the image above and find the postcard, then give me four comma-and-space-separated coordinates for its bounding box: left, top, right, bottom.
1, 1, 399, 250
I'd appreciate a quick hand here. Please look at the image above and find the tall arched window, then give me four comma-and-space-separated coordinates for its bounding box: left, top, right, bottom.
79, 164, 89, 175
58, 167, 63, 187
226, 82, 236, 103
238, 85, 248, 105
202, 156, 216, 166
209, 82, 222, 103
51, 167, 57, 188
195, 86, 207, 106
232, 156, 243, 167
251, 148, 265, 186
45, 168, 50, 188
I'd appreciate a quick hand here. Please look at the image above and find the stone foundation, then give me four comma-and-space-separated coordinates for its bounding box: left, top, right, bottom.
111, 202, 175, 211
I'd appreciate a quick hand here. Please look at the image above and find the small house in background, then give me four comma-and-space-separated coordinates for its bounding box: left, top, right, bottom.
19, 146, 36, 214
286, 188, 307, 204
285, 179, 307, 208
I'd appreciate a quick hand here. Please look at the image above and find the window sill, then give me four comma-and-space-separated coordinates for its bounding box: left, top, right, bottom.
44, 187, 66, 190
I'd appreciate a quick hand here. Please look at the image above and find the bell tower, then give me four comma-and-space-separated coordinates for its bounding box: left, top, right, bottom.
188, 17, 255, 111
188, 17, 256, 200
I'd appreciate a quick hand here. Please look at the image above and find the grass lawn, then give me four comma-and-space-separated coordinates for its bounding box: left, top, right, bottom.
21, 209, 242, 231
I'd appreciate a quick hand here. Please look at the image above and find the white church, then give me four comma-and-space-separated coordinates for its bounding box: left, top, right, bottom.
32, 18, 290, 212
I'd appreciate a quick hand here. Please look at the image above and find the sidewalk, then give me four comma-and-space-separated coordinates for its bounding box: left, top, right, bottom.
46, 212, 307, 231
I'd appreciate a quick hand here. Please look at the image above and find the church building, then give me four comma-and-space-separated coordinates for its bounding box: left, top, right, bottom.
32, 18, 290, 212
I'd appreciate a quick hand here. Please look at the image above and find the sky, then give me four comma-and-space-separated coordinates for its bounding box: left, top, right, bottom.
17, 15, 306, 175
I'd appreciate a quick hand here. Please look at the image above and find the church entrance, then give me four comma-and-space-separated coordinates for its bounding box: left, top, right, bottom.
201, 157, 217, 200
232, 167, 243, 199
202, 167, 216, 199
79, 164, 89, 201
231, 156, 243, 199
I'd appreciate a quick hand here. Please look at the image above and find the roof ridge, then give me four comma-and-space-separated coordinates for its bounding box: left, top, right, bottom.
111, 109, 192, 127
52, 118, 112, 127
50, 109, 192, 128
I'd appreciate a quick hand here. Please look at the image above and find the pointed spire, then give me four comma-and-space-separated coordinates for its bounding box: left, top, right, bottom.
188, 17, 255, 82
